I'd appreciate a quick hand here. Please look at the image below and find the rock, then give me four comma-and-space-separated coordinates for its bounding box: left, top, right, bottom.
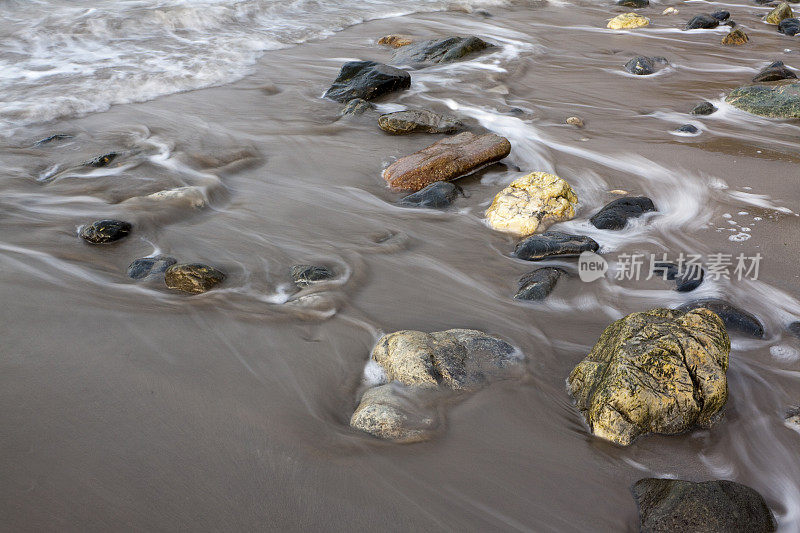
290, 264, 335, 288
752, 61, 797, 82
625, 56, 657, 75
662, 7, 679, 15
144, 186, 207, 208
726, 83, 800, 118
568, 308, 730, 446
323, 61, 411, 103
377, 34, 414, 48
79, 219, 132, 244
652, 261, 704, 292
485, 172, 579, 237
690, 101, 718, 115
514, 231, 599, 261
676, 299, 764, 337
711, 10, 731, 21
127, 255, 177, 280
779, 17, 800, 35
382, 132, 511, 192
34, 134, 73, 146
514, 267, 564, 301
632, 478, 777, 532
84, 152, 118, 168
786, 406, 800, 430
371, 329, 520, 391
788, 321, 800, 338
607, 13, 650, 29
164, 263, 225, 294
340, 98, 374, 116
566, 116, 585, 127
676, 124, 700, 134
766, 2, 793, 24
391, 36, 493, 65
378, 109, 462, 135
398, 181, 459, 208
350, 384, 438, 443
589, 196, 656, 230
617, 0, 648, 6
722, 28, 749, 45
685, 14, 720, 29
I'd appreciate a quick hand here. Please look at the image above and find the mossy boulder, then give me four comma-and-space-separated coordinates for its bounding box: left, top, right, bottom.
722, 28, 749, 45
378, 109, 462, 135
765, 2, 793, 24
392, 36, 493, 65
607, 13, 650, 29
567, 308, 730, 446
164, 263, 225, 294
726, 83, 800, 118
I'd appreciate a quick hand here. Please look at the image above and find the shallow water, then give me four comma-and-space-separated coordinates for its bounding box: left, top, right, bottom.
1, 0, 800, 531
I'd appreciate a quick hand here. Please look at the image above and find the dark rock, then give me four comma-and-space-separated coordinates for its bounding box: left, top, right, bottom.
788, 321, 800, 338
324, 61, 411, 103
589, 196, 657, 230
690, 101, 718, 115
164, 263, 225, 294
398, 181, 459, 208
392, 36, 493, 65
290, 264, 335, 288
726, 83, 800, 118
514, 268, 564, 301
617, 0, 649, 6
778, 17, 800, 36
34, 134, 73, 146
652, 261, 704, 292
85, 152, 118, 168
514, 231, 600, 261
79, 219, 132, 244
127, 255, 177, 280
378, 109, 462, 134
676, 124, 699, 134
685, 14, 720, 29
752, 61, 797, 83
632, 478, 777, 532
711, 9, 731, 21
625, 56, 656, 76
676, 299, 765, 338
340, 98, 374, 116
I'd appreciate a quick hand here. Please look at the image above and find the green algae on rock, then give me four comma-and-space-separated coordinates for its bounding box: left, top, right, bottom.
726, 83, 800, 118
765, 2, 793, 25
164, 263, 225, 294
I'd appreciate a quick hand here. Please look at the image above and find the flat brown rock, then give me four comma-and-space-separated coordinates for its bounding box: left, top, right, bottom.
382, 132, 511, 191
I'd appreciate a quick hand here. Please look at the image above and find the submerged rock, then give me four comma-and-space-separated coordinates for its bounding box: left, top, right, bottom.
34, 134, 73, 146
144, 186, 207, 208
625, 56, 667, 75
84, 152, 118, 168
350, 384, 439, 443
786, 406, 800, 430
514, 267, 564, 301
391, 36, 493, 65
652, 261, 704, 292
752, 61, 797, 82
568, 308, 730, 446
685, 14, 720, 29
632, 478, 777, 532
127, 255, 177, 280
788, 321, 800, 338
765, 2, 793, 24
722, 28, 749, 45
676, 299, 764, 338
485, 172, 579, 237
79, 219, 132, 244
589, 196, 656, 230
726, 83, 800, 118
676, 124, 700, 134
378, 109, 462, 135
778, 17, 800, 36
164, 263, 225, 294
617, 0, 649, 7
398, 181, 459, 208
323, 61, 411, 103
377, 34, 414, 48
711, 10, 731, 21
690, 101, 718, 115
514, 232, 599, 261
607, 13, 650, 29
566, 116, 585, 127
290, 264, 335, 288
340, 98, 374, 116
382, 131, 511, 192
662, 7, 679, 15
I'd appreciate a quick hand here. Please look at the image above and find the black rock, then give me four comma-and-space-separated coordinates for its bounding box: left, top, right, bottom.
85, 152, 118, 167
127, 255, 177, 280
788, 321, 800, 338
676, 299, 765, 338
632, 478, 777, 533
652, 261, 704, 292
392, 36, 493, 65
79, 219, 132, 244
690, 101, 718, 115
340, 98, 374, 116
778, 17, 800, 35
398, 181, 459, 208
676, 124, 699, 134
34, 134, 73, 146
752, 61, 797, 83
514, 232, 600, 261
617, 0, 649, 6
290, 265, 335, 288
324, 61, 411, 103
589, 196, 657, 230
685, 14, 720, 29
625, 56, 656, 76
514, 267, 564, 301
711, 10, 731, 21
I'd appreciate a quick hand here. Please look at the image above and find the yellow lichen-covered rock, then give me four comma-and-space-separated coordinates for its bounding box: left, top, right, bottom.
607, 12, 650, 29
765, 2, 792, 24
567, 308, 730, 446
377, 34, 414, 48
485, 172, 578, 237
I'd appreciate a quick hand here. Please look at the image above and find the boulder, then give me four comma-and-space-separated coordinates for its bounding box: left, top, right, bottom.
382, 132, 511, 192
607, 13, 650, 29
625, 56, 667, 75
164, 263, 225, 294
377, 34, 414, 48
752, 61, 797, 82
485, 172, 579, 237
350, 384, 438, 443
514, 267, 564, 301
779, 17, 800, 35
711, 10, 731, 21
290, 264, 335, 288
589, 196, 656, 230
617, 0, 649, 7
685, 14, 720, 29
79, 219, 132, 244
690, 101, 718, 115
127, 255, 177, 280
722, 28, 749, 45
568, 308, 730, 446
676, 124, 700, 134
324, 61, 411, 103
632, 478, 777, 532
726, 83, 800, 118
514, 232, 599, 261
765, 2, 793, 24
84, 152, 118, 168
340, 98, 374, 116
676, 299, 764, 338
378, 109, 462, 135
398, 181, 459, 208
391, 36, 493, 65
566, 116, 585, 127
